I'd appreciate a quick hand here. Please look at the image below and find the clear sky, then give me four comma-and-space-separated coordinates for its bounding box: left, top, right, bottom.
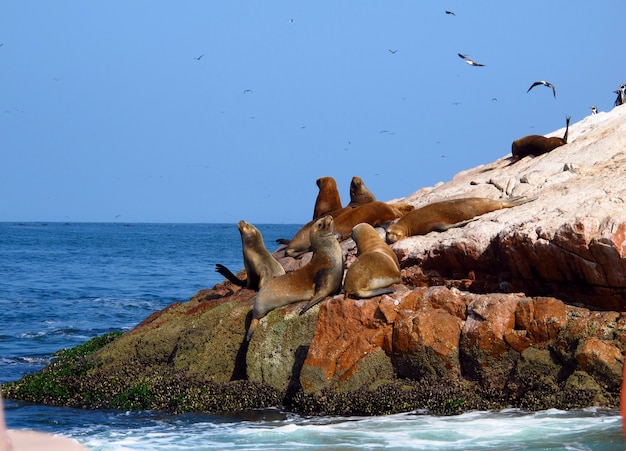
1, 2, 623, 224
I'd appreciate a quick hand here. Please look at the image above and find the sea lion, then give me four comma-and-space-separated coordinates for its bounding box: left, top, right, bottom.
246, 215, 344, 340
312, 176, 342, 220
333, 201, 414, 241
385, 196, 536, 243
348, 176, 377, 206
215, 220, 285, 291
343, 223, 402, 299
511, 115, 570, 161
284, 176, 377, 257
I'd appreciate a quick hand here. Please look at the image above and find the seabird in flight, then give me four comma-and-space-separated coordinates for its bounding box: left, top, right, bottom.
458, 53, 485, 67
527, 80, 557, 98
194, 54, 204, 61
445, 10, 456, 15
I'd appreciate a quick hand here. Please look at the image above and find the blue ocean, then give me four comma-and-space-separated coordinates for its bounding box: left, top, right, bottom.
0, 222, 623, 450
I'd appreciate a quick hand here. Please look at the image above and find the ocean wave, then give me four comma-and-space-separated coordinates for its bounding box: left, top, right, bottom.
72, 408, 624, 451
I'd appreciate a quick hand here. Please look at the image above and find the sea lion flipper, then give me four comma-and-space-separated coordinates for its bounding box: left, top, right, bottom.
299, 296, 324, 316
347, 287, 394, 299
504, 195, 538, 207
431, 220, 473, 232
215, 264, 247, 287
299, 268, 339, 315
275, 238, 290, 245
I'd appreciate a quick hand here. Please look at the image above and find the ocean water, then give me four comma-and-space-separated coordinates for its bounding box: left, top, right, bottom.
0, 222, 623, 450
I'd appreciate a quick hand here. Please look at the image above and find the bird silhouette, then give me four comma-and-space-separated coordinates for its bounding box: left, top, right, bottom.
458, 53, 485, 66
527, 80, 557, 98
194, 54, 204, 61
445, 10, 456, 15
388, 49, 398, 54
614, 84, 626, 107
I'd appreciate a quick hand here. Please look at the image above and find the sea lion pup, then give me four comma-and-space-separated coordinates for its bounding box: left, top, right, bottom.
246, 215, 343, 340
284, 176, 377, 257
344, 223, 402, 299
511, 115, 571, 161
312, 176, 342, 220
332, 201, 414, 241
215, 220, 285, 291
385, 196, 536, 244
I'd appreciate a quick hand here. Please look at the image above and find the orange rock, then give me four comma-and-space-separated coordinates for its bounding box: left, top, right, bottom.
515, 297, 567, 343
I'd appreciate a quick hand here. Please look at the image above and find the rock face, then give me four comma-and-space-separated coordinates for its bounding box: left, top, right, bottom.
390, 107, 626, 312
4, 108, 626, 416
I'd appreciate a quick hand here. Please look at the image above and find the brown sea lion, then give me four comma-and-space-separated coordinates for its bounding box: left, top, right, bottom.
511, 115, 570, 161
386, 196, 536, 243
343, 223, 402, 299
312, 176, 342, 220
215, 220, 285, 290
333, 201, 414, 241
284, 176, 377, 257
247, 215, 344, 340
348, 176, 376, 206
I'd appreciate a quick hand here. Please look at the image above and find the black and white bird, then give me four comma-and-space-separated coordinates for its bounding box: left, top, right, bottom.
527, 80, 557, 98
590, 106, 598, 115
457, 53, 485, 67
614, 84, 626, 107
445, 10, 456, 15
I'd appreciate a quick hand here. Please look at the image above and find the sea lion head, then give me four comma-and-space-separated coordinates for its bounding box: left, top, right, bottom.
349, 176, 376, 205
385, 223, 406, 244
238, 220, 263, 246
310, 215, 335, 243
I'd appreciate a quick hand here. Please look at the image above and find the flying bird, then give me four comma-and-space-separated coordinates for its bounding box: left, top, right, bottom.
458, 53, 485, 66
388, 49, 398, 54
445, 10, 456, 15
614, 84, 626, 107
243, 89, 253, 94
194, 54, 204, 61
527, 80, 557, 98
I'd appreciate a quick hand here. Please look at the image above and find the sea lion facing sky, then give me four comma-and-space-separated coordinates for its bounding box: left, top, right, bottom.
511, 115, 570, 161
247, 215, 343, 340
385, 196, 536, 244
215, 220, 285, 291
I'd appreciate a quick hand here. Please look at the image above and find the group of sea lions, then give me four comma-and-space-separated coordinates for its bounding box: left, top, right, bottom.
216, 175, 538, 340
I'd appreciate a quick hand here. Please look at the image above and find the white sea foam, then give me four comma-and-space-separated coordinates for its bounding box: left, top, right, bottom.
75, 409, 624, 451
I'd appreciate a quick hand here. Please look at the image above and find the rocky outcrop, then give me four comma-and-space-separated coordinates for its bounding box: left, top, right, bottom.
4, 108, 626, 416
390, 107, 626, 312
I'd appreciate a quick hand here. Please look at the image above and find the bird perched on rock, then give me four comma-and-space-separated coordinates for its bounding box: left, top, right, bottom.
590, 106, 598, 115
458, 53, 485, 67
527, 80, 557, 98
614, 84, 626, 107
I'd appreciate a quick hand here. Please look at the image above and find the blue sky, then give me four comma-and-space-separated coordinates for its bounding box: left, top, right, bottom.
1, 2, 623, 223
